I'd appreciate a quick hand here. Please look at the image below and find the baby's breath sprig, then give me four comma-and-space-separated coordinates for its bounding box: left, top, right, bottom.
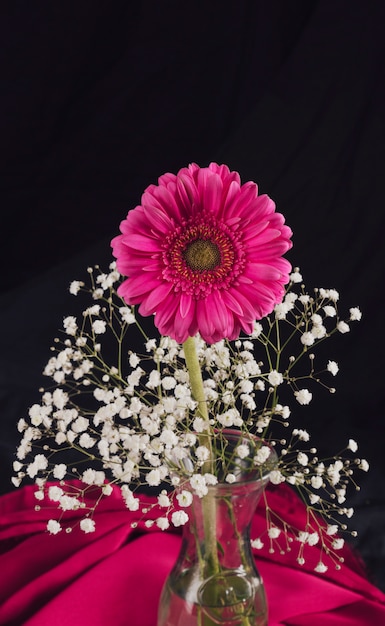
12, 263, 367, 571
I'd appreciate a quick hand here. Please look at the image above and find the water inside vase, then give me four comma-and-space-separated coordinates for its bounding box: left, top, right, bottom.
158, 566, 268, 626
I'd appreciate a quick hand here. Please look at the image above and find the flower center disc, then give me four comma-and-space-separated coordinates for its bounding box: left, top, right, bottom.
183, 239, 221, 271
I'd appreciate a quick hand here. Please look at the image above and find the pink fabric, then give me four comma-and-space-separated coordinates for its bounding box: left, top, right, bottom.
1, 482, 384, 625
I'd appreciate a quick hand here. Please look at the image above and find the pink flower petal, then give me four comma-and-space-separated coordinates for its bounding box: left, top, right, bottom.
141, 200, 174, 234
139, 282, 173, 315
121, 233, 161, 252
196, 301, 216, 342
207, 173, 224, 213
179, 292, 194, 320
118, 273, 158, 301
220, 290, 244, 316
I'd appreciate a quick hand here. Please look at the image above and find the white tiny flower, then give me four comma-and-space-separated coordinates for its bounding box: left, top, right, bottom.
72, 416, 89, 433
145, 339, 157, 352
268, 370, 283, 386
216, 410, 240, 428
59, 495, 81, 511
156, 517, 170, 530
69, 280, 83, 295
285, 292, 297, 305
85, 304, 101, 316
327, 360, 339, 376
309, 494, 320, 504
35, 454, 48, 470
195, 446, 210, 462
268, 526, 281, 539
192, 417, 209, 433
80, 518, 96, 533
359, 459, 369, 471
277, 405, 291, 419
311, 324, 326, 339
251, 322, 263, 338
78, 433, 96, 449
55, 432, 67, 445
103, 484, 113, 496
240, 393, 256, 410
48, 486, 63, 501
269, 470, 285, 484
292, 428, 310, 442
323, 305, 336, 317
251, 538, 264, 549
52, 389, 68, 410
332, 538, 344, 550
160, 429, 178, 448
315, 562, 328, 573
129, 353, 141, 368
161, 376, 177, 390
119, 307, 136, 324
171, 510, 189, 527
328, 289, 339, 302
47, 520, 62, 535
307, 532, 319, 546
53, 463, 67, 480
347, 439, 358, 452
176, 490, 193, 507
254, 445, 271, 465
204, 473, 218, 486
294, 389, 313, 405
17, 418, 27, 432
327, 469, 341, 486
235, 444, 249, 459
349, 307, 362, 321
92, 320, 106, 334
274, 302, 290, 319
301, 332, 315, 346
290, 270, 302, 283
121, 486, 140, 511
239, 379, 253, 394
225, 474, 236, 484
146, 469, 161, 486
311, 475, 323, 489
158, 492, 171, 508
297, 452, 309, 467
326, 525, 339, 536
63, 316, 77, 336
34, 490, 44, 501
146, 370, 161, 389
81, 468, 97, 485
337, 321, 350, 334
190, 474, 208, 496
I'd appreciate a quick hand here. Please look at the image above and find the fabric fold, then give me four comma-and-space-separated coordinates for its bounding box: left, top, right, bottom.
1, 481, 384, 626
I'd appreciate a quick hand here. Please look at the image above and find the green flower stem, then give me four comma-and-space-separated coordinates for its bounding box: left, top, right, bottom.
182, 336, 213, 471
182, 336, 219, 577
182, 337, 209, 420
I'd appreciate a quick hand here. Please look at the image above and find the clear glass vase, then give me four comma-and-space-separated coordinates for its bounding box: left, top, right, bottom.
157, 431, 277, 626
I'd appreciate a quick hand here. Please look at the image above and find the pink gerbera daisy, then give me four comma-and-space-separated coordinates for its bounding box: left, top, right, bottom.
111, 162, 292, 344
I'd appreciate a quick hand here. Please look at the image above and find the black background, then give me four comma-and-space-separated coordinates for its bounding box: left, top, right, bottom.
1, 0, 384, 589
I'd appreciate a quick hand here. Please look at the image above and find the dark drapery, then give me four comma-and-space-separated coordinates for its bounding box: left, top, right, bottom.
1, 0, 384, 590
